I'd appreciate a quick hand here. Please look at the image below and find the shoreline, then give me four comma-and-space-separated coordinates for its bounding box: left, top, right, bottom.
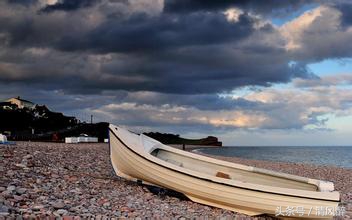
1, 142, 351, 219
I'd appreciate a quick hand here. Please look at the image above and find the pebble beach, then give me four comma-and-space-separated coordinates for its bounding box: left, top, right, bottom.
0, 142, 351, 219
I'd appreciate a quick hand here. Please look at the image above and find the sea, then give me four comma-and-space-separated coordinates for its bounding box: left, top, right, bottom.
195, 146, 352, 169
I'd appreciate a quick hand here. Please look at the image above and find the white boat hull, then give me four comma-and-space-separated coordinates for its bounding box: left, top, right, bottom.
109, 125, 340, 219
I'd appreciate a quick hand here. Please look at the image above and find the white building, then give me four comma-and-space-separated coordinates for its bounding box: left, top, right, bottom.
6, 96, 35, 109
65, 134, 98, 143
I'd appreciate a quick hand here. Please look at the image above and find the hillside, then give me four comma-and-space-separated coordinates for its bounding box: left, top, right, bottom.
144, 132, 222, 146
0, 100, 108, 142
0, 98, 221, 145
0, 104, 76, 131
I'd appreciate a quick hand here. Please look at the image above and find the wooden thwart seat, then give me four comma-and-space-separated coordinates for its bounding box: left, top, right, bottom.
216, 171, 231, 179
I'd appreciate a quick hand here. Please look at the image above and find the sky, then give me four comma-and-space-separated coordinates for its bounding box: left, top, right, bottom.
1, 0, 352, 146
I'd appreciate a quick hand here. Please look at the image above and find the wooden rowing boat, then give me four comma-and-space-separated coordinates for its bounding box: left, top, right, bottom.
109, 124, 340, 219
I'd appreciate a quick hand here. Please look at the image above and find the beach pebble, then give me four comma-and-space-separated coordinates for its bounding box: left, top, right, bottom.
53, 201, 65, 209
0, 141, 350, 219
103, 202, 110, 208
13, 195, 23, 201
23, 155, 33, 160
15, 188, 27, 195
14, 163, 27, 168
2, 191, 12, 199
32, 205, 44, 211
7, 186, 15, 192
0, 205, 9, 213
55, 209, 68, 216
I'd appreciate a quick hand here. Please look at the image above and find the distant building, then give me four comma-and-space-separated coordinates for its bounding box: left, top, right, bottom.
6, 96, 35, 109
0, 102, 17, 110
0, 133, 7, 143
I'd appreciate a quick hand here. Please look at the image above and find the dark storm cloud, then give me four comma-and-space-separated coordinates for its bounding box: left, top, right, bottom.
120, 92, 262, 111
164, 0, 315, 15
0, 12, 82, 48
72, 46, 302, 94
40, 0, 99, 13
7, 0, 37, 6
0, 0, 313, 97
1, 0, 352, 133
164, 0, 234, 12
332, 2, 352, 28
57, 11, 255, 53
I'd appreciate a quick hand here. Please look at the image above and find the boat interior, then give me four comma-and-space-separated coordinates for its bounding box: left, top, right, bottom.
151, 148, 319, 192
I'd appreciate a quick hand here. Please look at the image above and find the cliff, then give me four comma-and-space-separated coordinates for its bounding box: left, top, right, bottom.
144, 132, 222, 146
0, 101, 108, 142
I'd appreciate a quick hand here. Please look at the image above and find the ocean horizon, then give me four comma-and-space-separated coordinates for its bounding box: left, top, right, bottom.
195, 146, 352, 169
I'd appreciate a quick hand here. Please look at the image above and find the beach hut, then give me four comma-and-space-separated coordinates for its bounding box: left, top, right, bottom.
65, 137, 79, 144
65, 134, 98, 143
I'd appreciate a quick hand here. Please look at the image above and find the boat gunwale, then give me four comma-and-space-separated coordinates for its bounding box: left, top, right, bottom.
142, 134, 323, 187
108, 125, 340, 202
